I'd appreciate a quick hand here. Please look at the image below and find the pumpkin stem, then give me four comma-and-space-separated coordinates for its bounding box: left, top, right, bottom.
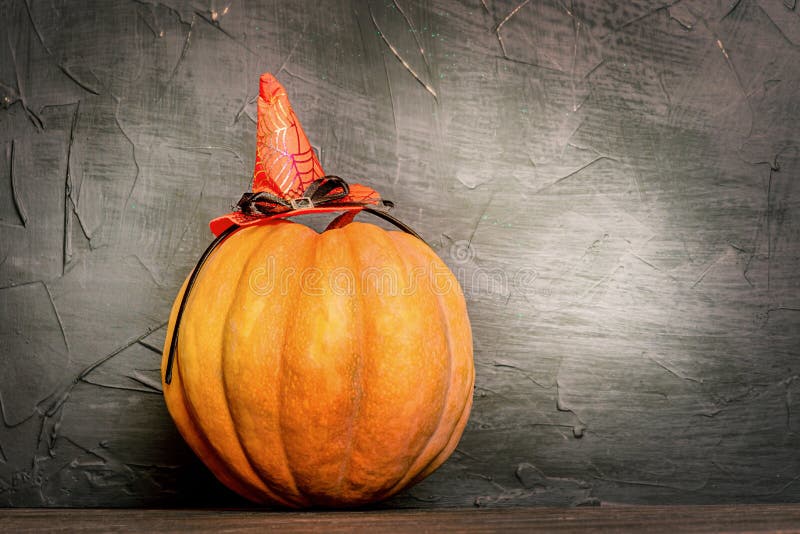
325, 210, 358, 231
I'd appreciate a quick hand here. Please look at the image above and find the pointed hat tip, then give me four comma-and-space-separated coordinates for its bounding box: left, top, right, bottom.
259, 72, 282, 100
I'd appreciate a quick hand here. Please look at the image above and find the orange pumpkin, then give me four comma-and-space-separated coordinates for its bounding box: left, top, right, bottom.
161, 218, 474, 507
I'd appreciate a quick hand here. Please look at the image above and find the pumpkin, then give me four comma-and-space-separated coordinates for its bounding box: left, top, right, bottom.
160, 217, 474, 507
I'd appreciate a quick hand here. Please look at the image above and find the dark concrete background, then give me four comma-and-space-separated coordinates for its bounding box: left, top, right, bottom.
1, 0, 799, 507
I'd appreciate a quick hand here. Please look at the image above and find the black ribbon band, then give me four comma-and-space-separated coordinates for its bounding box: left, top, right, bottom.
164, 178, 425, 385
163, 223, 238, 385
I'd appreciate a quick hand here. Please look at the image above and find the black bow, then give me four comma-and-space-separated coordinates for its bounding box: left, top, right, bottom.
237, 175, 383, 215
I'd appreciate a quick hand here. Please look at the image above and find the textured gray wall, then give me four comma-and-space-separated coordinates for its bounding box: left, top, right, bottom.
1, 0, 799, 508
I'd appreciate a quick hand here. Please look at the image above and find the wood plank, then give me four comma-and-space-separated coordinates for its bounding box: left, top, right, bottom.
2, 505, 800, 533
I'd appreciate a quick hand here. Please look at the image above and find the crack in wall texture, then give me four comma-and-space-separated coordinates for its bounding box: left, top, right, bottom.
1, 0, 799, 507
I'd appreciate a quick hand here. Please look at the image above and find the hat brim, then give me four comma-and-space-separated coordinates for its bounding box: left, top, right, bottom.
209, 205, 366, 236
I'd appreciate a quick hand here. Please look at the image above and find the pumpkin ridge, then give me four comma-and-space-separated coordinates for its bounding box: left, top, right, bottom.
338, 223, 449, 501
275, 225, 319, 504
163, 284, 274, 504
413, 372, 474, 484
220, 225, 309, 507
393, 234, 474, 484
380, 231, 454, 497
404, 271, 457, 480
332, 225, 366, 498
172, 370, 264, 501
179, 230, 288, 503
215, 231, 275, 493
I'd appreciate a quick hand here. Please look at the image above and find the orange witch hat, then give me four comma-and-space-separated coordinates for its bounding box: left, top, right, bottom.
209, 73, 383, 236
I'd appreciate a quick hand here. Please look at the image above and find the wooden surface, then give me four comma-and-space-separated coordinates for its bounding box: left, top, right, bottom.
2, 0, 800, 508
3, 505, 800, 533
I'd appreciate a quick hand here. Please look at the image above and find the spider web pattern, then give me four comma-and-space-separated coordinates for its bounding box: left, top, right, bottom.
253, 76, 324, 197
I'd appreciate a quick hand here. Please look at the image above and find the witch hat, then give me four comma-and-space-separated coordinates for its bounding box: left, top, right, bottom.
209, 73, 385, 236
